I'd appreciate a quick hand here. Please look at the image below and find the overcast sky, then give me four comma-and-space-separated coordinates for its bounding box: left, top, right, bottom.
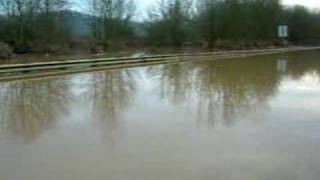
137, 0, 320, 11
282, 0, 320, 9
72, 0, 320, 14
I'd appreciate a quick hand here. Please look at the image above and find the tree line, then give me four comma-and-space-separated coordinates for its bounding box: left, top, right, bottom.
0, 0, 320, 54
0, 0, 69, 53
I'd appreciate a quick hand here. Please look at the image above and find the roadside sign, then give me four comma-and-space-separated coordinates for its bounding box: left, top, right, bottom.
278, 25, 288, 38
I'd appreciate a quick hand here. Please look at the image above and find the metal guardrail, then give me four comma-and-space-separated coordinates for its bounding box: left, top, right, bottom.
0, 47, 319, 81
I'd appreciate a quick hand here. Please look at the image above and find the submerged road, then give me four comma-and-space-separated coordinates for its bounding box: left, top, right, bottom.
1, 50, 320, 180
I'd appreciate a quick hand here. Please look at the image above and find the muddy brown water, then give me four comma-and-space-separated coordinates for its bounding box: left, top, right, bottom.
0, 50, 320, 180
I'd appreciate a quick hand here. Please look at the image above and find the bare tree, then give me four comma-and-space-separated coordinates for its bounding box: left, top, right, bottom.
146, 0, 193, 46
87, 0, 136, 49
0, 0, 70, 53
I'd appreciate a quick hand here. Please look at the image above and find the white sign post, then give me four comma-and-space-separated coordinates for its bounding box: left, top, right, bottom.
278, 25, 288, 38
278, 25, 288, 46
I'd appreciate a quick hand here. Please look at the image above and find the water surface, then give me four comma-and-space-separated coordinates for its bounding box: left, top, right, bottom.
1, 51, 320, 180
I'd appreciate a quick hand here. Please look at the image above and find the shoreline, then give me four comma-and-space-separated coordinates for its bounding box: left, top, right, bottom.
0, 45, 299, 65
1, 46, 320, 82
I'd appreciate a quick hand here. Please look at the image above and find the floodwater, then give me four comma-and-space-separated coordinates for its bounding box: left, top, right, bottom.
1, 51, 320, 180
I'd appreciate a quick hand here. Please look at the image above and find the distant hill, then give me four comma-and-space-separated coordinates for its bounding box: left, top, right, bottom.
63, 11, 146, 39
63, 11, 91, 38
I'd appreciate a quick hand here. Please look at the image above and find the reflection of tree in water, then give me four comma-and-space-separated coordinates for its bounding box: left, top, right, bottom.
0, 78, 71, 141
194, 57, 281, 127
150, 63, 194, 104
154, 56, 283, 128
84, 69, 136, 145
285, 52, 320, 80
